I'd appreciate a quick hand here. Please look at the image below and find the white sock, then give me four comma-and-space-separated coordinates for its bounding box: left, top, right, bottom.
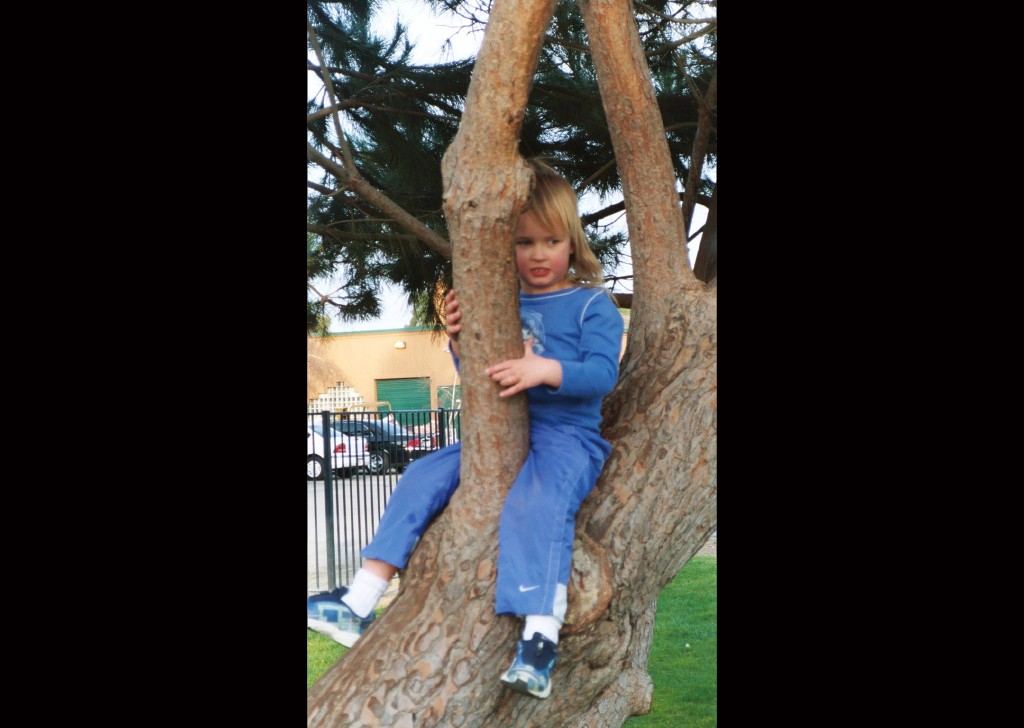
523, 615, 562, 645
341, 569, 389, 618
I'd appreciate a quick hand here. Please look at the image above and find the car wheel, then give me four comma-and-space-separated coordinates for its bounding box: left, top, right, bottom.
307, 454, 325, 480
367, 450, 390, 475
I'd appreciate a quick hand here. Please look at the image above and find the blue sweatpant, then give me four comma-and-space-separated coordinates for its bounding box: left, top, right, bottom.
361, 421, 611, 617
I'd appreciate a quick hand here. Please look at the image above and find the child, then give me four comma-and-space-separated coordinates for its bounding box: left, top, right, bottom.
307, 158, 624, 700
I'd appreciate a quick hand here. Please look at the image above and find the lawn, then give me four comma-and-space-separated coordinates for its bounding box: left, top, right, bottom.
308, 554, 716, 726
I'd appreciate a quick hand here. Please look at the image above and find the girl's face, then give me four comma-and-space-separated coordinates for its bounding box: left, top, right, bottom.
514, 210, 574, 294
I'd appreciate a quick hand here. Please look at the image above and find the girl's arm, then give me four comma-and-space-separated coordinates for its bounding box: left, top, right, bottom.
549, 292, 623, 399
486, 338, 562, 398
451, 286, 562, 396
487, 291, 623, 399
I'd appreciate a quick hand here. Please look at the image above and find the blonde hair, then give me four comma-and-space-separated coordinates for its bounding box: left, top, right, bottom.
523, 158, 606, 287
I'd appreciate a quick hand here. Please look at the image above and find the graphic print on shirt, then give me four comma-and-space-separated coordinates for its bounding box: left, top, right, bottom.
520, 310, 546, 354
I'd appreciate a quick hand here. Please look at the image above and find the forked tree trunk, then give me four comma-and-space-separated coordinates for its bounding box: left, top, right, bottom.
307, 0, 717, 724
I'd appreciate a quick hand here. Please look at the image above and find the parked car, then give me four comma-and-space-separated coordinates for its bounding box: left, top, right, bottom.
405, 432, 440, 460
405, 416, 460, 462
332, 416, 413, 475
307, 424, 369, 480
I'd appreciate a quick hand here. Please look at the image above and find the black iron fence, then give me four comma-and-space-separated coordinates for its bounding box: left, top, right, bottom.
307, 408, 462, 594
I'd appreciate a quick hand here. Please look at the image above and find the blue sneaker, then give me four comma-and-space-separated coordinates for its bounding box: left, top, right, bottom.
306, 587, 375, 647
499, 632, 558, 699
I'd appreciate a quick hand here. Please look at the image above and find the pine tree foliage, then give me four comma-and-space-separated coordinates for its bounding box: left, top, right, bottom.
306, 0, 717, 333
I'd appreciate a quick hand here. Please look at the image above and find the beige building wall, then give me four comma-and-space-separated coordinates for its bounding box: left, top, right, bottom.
308, 327, 459, 409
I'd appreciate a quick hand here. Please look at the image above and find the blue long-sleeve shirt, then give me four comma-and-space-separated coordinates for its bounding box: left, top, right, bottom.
451, 286, 624, 433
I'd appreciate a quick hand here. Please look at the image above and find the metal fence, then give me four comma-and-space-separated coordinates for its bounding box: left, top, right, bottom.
307, 408, 462, 594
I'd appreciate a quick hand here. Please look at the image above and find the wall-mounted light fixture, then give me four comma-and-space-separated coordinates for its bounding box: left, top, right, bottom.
394, 341, 407, 350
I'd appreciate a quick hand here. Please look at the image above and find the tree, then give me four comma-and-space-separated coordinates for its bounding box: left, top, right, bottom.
307, 1, 716, 724
306, 0, 717, 329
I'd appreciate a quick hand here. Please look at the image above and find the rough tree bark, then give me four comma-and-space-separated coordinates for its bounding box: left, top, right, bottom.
307, 0, 717, 724
564, 2, 717, 723
308, 0, 561, 725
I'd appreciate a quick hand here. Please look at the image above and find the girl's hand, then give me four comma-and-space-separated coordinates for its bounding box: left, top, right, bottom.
486, 339, 563, 398
445, 289, 462, 358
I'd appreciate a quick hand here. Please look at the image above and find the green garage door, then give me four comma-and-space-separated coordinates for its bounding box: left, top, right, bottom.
376, 377, 431, 412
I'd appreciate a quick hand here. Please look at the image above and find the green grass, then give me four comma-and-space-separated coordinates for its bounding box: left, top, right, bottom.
308, 556, 716, 726
624, 555, 717, 726
307, 630, 348, 689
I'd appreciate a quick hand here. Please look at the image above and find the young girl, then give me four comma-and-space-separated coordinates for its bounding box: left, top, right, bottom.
307, 158, 624, 700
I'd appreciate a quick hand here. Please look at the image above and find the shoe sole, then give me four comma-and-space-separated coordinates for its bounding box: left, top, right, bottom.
499, 670, 552, 699
307, 617, 361, 648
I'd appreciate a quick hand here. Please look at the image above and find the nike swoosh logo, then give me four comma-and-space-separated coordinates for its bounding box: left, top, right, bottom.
518, 585, 540, 592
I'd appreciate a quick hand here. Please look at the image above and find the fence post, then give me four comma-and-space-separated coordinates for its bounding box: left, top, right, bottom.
320, 410, 337, 590
437, 408, 447, 449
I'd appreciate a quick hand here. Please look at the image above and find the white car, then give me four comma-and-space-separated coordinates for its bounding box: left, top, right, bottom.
307, 424, 370, 479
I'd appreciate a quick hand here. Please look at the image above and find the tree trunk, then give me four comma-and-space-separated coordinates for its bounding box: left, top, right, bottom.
693, 184, 718, 284
307, 0, 717, 724
308, 0, 560, 724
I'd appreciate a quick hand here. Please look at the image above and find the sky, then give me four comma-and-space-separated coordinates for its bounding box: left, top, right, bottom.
309, 1, 707, 332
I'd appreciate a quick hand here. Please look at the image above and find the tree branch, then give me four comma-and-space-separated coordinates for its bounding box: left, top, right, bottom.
306, 101, 364, 122
307, 224, 420, 244
307, 143, 453, 259
647, 21, 718, 57
635, 2, 716, 25
544, 33, 591, 53
680, 65, 717, 234
306, 19, 356, 170
306, 180, 335, 196
692, 183, 717, 283
307, 61, 468, 119
579, 158, 618, 189
581, 191, 713, 227
313, 100, 460, 124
